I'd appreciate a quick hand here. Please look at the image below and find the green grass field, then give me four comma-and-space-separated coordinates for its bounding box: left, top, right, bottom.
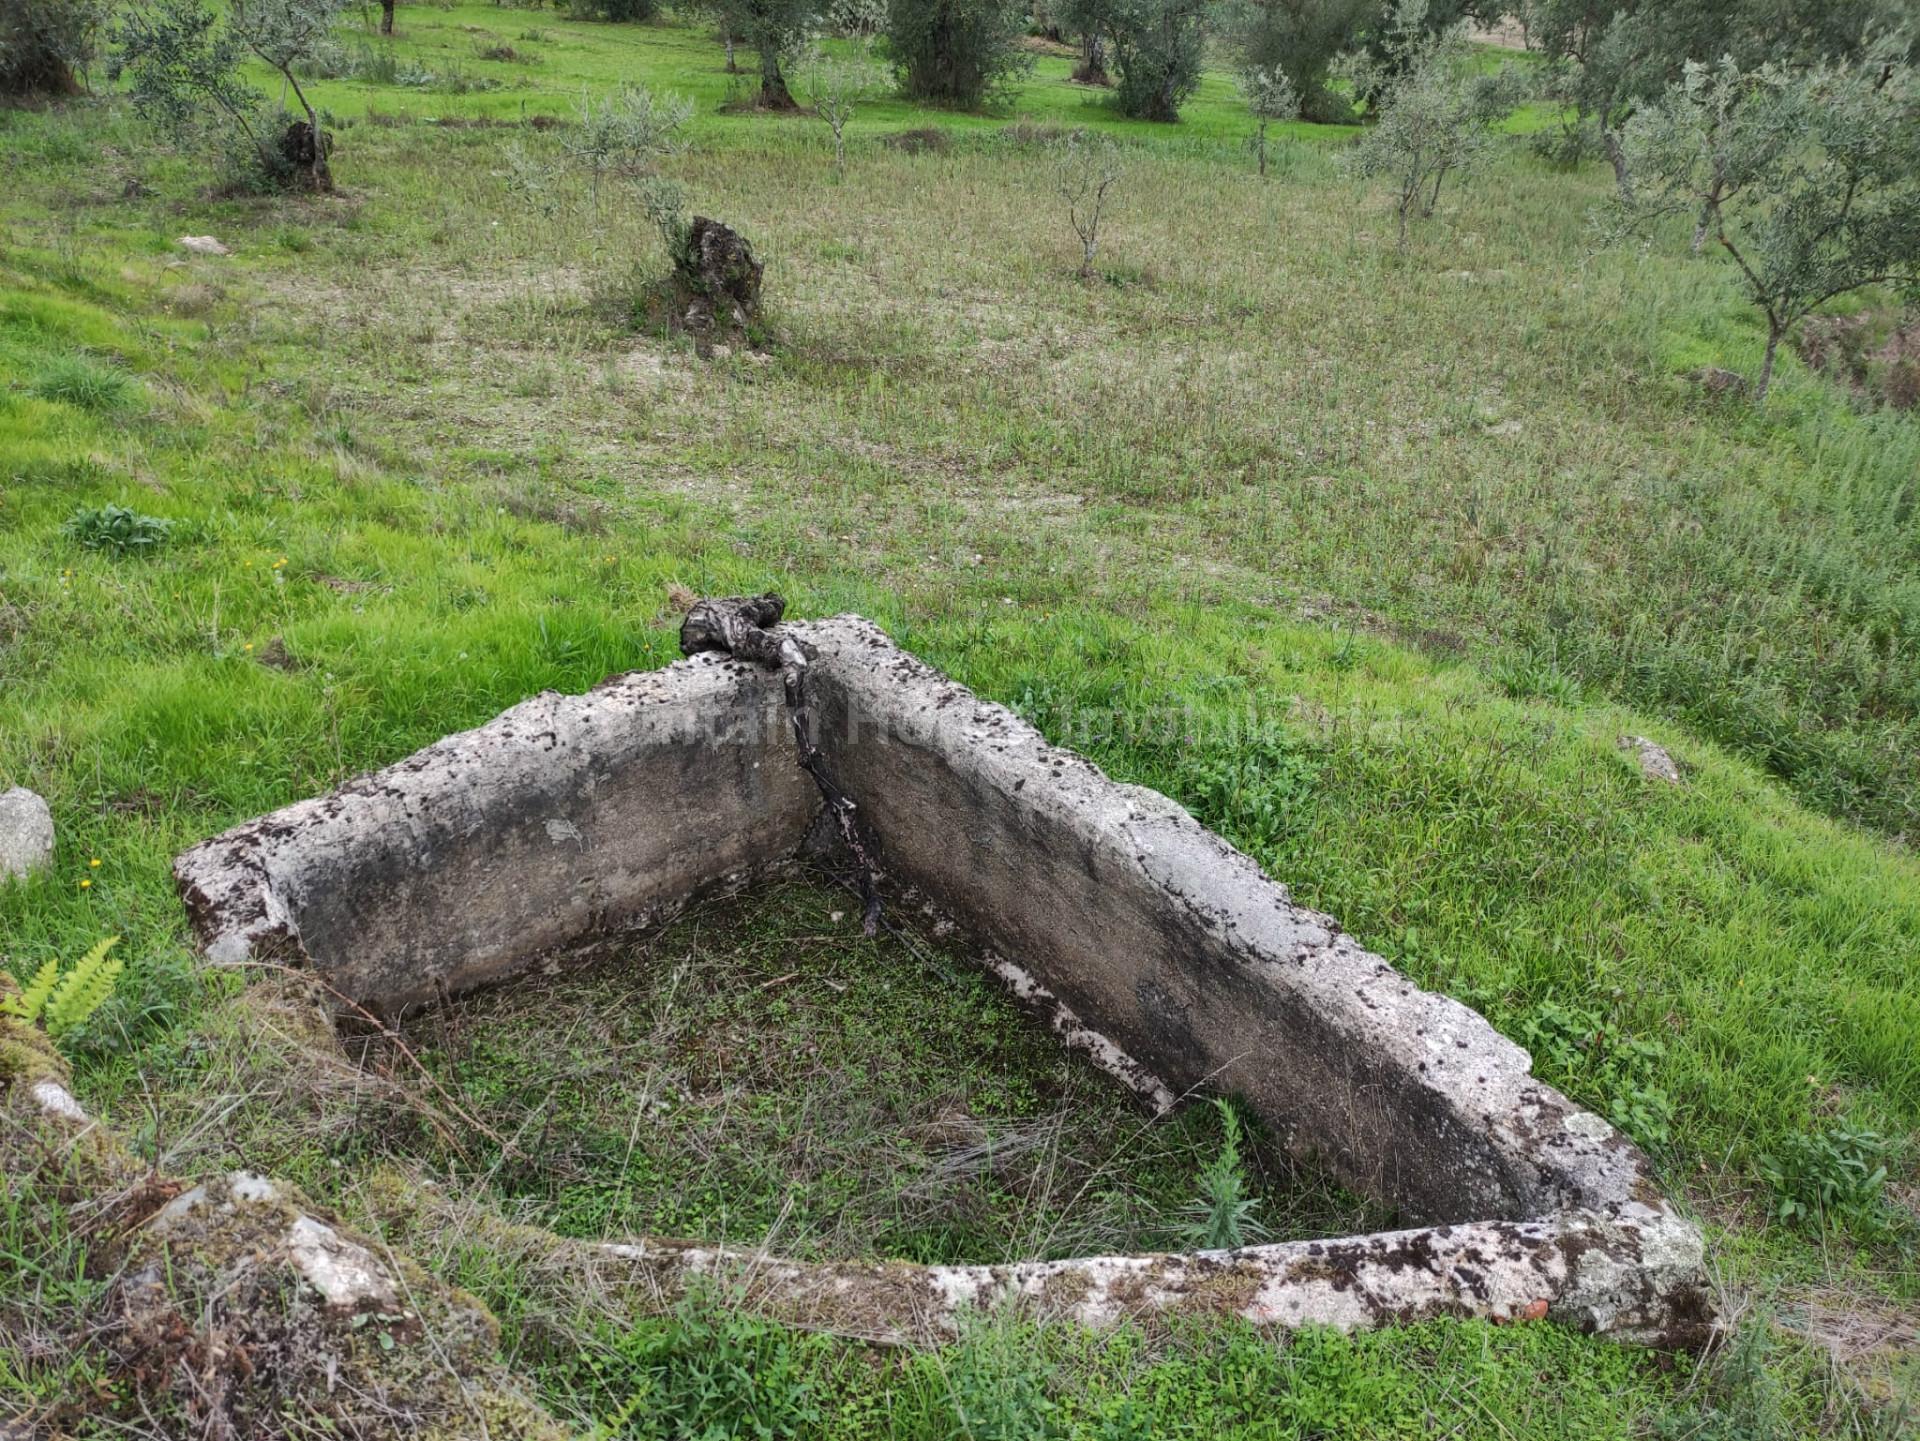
2, 5, 1917, 1436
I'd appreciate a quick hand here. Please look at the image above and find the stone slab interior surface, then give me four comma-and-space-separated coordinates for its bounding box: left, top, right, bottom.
802, 618, 1649, 1227
175, 650, 815, 1013
173, 614, 1711, 1346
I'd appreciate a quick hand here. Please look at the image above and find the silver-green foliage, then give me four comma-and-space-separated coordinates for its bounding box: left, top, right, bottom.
3, 937, 122, 1042
1238, 61, 1297, 177
1338, 1, 1522, 248
0, 0, 110, 95
794, 42, 886, 169
506, 84, 696, 299
1107, 0, 1208, 123
113, 0, 348, 188
1619, 46, 1920, 403
563, 83, 693, 207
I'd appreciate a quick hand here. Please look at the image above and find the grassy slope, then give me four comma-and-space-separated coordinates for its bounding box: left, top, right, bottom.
1, 7, 1916, 1436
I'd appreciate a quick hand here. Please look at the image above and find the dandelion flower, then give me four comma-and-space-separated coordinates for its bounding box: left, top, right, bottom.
80, 878, 92, 890
89, 858, 101, 869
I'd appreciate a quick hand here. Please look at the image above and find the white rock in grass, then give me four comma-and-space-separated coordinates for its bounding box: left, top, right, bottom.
0, 788, 54, 881
1619, 735, 1683, 785
178, 235, 231, 256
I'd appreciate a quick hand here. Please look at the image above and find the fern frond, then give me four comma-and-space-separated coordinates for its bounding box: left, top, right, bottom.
2, 958, 61, 1023
45, 936, 122, 1040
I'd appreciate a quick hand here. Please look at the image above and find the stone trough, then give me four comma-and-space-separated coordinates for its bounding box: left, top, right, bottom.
174, 611, 1712, 1348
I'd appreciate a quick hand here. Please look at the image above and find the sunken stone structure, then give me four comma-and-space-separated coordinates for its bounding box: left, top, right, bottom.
174, 611, 1713, 1349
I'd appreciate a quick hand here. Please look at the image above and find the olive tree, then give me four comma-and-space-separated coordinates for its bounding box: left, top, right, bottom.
564, 83, 693, 209
885, 0, 1029, 107
115, 0, 347, 189
795, 42, 886, 168
1059, 0, 1112, 83
1340, 1, 1522, 247
1055, 128, 1124, 278
1619, 48, 1920, 403
1221, 0, 1378, 123
2, 0, 111, 94
701, 0, 819, 107
1530, 0, 1909, 201
1238, 60, 1297, 175
1107, 0, 1207, 121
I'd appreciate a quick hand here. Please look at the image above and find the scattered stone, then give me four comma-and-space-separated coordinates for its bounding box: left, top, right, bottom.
1684, 366, 1747, 398
177, 235, 231, 256
0, 1000, 567, 1439
1620, 735, 1684, 785
0, 787, 53, 882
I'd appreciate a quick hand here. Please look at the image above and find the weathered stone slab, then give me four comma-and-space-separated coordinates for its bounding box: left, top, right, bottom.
176, 652, 814, 1013
0, 787, 53, 882
802, 618, 1652, 1227
174, 612, 1711, 1347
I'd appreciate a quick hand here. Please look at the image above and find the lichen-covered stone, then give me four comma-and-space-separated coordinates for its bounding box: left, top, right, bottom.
0, 786, 53, 882
173, 611, 1712, 1349
0, 1030, 567, 1439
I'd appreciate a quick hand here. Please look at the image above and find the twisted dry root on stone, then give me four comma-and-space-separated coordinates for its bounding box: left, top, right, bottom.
680, 593, 883, 933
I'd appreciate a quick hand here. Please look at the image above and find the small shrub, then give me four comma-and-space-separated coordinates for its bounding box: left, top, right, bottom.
1177, 1098, 1268, 1250
30, 356, 135, 412
1238, 60, 1296, 176
1054, 127, 1123, 279
62, 504, 173, 554
1758, 1124, 1899, 1235
564, 82, 692, 206
795, 42, 887, 169
3, 937, 123, 1044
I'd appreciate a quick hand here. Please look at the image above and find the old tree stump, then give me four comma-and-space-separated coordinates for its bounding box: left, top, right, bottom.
674, 218, 763, 354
